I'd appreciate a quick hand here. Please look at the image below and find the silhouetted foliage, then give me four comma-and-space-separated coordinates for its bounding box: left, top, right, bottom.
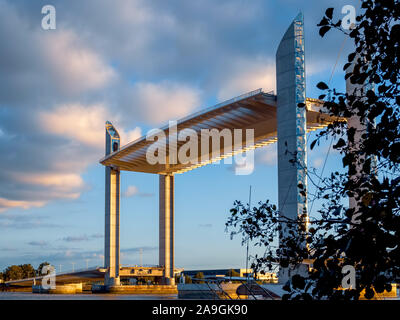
184, 275, 192, 284
194, 272, 205, 283
226, 0, 400, 300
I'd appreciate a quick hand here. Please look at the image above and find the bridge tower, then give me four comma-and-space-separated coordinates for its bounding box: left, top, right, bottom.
159, 173, 175, 285
104, 121, 121, 287
276, 13, 309, 283
346, 57, 376, 220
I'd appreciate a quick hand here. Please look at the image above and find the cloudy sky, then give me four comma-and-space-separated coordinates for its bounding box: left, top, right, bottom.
0, 0, 357, 271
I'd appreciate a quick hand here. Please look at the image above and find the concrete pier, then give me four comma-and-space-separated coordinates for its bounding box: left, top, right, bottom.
32, 283, 83, 294
92, 284, 177, 294
104, 122, 121, 287
159, 174, 175, 285
346, 61, 370, 218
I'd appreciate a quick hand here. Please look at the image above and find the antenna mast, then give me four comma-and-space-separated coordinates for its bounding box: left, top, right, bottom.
246, 185, 252, 282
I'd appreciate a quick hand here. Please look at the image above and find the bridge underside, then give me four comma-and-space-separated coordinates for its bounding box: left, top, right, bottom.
100, 91, 335, 175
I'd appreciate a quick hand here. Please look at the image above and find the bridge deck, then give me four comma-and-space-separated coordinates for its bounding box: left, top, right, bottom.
100, 89, 340, 175
4, 266, 184, 287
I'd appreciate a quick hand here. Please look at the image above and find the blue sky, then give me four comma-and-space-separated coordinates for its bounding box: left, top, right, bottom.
0, 0, 358, 271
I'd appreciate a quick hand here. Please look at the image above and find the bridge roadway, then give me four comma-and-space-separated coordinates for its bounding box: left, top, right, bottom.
3, 266, 183, 288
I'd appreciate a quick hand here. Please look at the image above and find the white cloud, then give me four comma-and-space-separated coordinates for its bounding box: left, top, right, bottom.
42, 30, 116, 94
0, 198, 45, 213
123, 185, 139, 198
40, 103, 142, 148
217, 57, 276, 101
127, 81, 201, 125
312, 157, 324, 168
257, 144, 277, 166
119, 127, 142, 145
40, 103, 110, 148
0, 102, 143, 213
12, 172, 84, 198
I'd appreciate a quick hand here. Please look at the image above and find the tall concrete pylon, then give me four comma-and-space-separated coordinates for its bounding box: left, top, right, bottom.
104, 121, 121, 287
346, 58, 374, 220
159, 174, 175, 285
347, 66, 364, 215
276, 13, 309, 283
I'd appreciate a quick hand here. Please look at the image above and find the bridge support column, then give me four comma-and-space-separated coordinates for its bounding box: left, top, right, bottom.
276, 13, 308, 283
346, 60, 375, 220
104, 122, 120, 287
347, 75, 364, 215
159, 174, 175, 285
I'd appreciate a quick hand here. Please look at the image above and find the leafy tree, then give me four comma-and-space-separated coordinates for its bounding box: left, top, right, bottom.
37, 262, 51, 275
226, 0, 400, 300
4, 265, 24, 281
19, 264, 36, 279
184, 275, 192, 284
194, 272, 205, 283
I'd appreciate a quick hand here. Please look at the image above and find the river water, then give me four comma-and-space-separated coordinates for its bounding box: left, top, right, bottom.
0, 292, 178, 300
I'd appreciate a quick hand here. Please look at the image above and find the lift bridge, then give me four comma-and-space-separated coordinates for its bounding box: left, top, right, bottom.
98, 13, 347, 288
3, 265, 184, 291
4, 13, 360, 293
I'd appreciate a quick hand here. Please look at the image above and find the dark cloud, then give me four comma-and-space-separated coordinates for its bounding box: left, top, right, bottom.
121, 246, 157, 254
60, 234, 105, 242
198, 223, 212, 228
61, 235, 89, 242
28, 240, 48, 247
90, 233, 104, 239
0, 212, 63, 229
0, 247, 18, 252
